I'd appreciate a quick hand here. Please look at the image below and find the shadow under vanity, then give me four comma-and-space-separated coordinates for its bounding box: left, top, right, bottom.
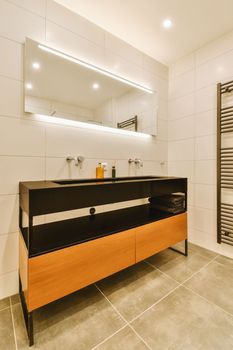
19, 175, 187, 346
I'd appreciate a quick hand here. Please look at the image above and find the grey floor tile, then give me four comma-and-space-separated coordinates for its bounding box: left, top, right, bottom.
10, 294, 20, 306
131, 286, 233, 350
159, 252, 211, 283
146, 249, 183, 268
215, 254, 233, 268
188, 243, 218, 259
0, 296, 10, 311
185, 260, 233, 315
95, 326, 148, 350
0, 307, 16, 350
97, 262, 178, 322
12, 285, 125, 350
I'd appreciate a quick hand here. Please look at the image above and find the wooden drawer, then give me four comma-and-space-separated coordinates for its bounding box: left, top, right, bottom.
136, 213, 187, 262
27, 229, 135, 311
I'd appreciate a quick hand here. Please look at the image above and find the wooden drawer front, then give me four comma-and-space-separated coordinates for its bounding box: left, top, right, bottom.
19, 234, 28, 304
28, 229, 135, 311
136, 213, 187, 262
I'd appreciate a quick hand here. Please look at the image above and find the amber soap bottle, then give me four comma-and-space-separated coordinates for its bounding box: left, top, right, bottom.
96, 163, 104, 178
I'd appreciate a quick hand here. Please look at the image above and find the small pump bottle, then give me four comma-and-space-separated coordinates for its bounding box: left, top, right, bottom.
96, 163, 104, 178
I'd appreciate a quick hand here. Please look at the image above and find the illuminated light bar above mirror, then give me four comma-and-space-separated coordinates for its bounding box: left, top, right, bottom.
34, 114, 152, 138
38, 44, 154, 94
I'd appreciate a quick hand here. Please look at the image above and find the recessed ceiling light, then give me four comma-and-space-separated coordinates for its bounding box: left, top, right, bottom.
32, 62, 40, 70
92, 83, 99, 90
163, 19, 172, 29
25, 83, 33, 90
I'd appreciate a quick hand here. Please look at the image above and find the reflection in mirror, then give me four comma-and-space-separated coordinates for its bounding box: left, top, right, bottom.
24, 38, 157, 136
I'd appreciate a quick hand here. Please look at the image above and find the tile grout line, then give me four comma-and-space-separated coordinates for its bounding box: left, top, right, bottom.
144, 249, 218, 287
94, 284, 152, 350
91, 324, 128, 350
0, 305, 11, 313
182, 284, 233, 319
148, 253, 233, 319
180, 254, 219, 285
127, 252, 220, 323
129, 284, 181, 324
9, 297, 18, 350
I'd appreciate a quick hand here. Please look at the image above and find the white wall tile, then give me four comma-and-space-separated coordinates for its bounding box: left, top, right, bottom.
195, 109, 216, 137
7, 0, 46, 17
190, 207, 215, 234
105, 32, 144, 67
195, 160, 216, 185
169, 30, 233, 258
168, 160, 194, 183
0, 0, 45, 43
168, 115, 194, 141
196, 31, 233, 66
168, 93, 195, 120
46, 0, 105, 47
0, 37, 23, 80
169, 53, 195, 78
0, 117, 45, 156
0, 156, 45, 194
0, 270, 18, 299
194, 184, 216, 210
157, 119, 168, 141
0, 77, 22, 117
0, 233, 18, 274
169, 70, 195, 99
196, 50, 233, 89
168, 139, 194, 161
143, 54, 168, 80
0, 195, 18, 235
195, 85, 216, 113
188, 183, 194, 206
195, 135, 216, 160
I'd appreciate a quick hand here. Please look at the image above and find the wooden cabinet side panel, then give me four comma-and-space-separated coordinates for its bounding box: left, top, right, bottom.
19, 233, 28, 304
28, 229, 135, 311
136, 213, 187, 262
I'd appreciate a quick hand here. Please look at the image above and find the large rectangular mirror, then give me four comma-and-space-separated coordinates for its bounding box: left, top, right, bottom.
24, 38, 157, 135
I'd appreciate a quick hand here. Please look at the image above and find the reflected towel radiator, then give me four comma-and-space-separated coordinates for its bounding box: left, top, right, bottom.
217, 80, 233, 246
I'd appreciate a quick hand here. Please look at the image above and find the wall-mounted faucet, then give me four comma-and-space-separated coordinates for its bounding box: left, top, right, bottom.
66, 156, 84, 167
128, 158, 143, 167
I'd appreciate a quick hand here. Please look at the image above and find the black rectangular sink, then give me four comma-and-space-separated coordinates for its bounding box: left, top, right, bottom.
53, 176, 163, 185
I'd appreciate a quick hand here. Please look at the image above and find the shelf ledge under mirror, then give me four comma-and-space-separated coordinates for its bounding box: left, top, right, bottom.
24, 38, 158, 136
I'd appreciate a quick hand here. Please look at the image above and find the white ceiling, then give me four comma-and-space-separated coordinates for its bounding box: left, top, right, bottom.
55, 0, 233, 65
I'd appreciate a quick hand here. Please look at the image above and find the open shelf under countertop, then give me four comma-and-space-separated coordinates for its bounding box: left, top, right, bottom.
21, 204, 186, 258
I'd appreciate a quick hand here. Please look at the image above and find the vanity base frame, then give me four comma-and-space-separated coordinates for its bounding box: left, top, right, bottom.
19, 277, 34, 346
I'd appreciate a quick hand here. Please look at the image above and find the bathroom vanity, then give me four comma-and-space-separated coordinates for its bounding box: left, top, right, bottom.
19, 176, 187, 346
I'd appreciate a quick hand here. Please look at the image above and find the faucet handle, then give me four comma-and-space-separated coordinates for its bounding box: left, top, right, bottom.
76, 156, 85, 168
66, 156, 75, 162
135, 158, 143, 167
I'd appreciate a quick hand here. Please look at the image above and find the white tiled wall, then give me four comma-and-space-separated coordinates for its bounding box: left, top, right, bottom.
168, 30, 233, 259
0, 0, 168, 298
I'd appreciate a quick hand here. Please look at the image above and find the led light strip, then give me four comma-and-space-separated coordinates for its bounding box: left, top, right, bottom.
34, 114, 151, 138
38, 44, 154, 94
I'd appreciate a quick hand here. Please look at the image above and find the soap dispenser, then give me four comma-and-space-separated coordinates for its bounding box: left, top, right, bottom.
96, 163, 104, 178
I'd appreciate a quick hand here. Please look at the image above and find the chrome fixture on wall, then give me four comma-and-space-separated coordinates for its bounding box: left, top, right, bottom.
128, 158, 143, 167
66, 156, 84, 167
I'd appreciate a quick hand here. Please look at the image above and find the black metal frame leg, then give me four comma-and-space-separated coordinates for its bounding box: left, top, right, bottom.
19, 276, 34, 346
169, 239, 188, 257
